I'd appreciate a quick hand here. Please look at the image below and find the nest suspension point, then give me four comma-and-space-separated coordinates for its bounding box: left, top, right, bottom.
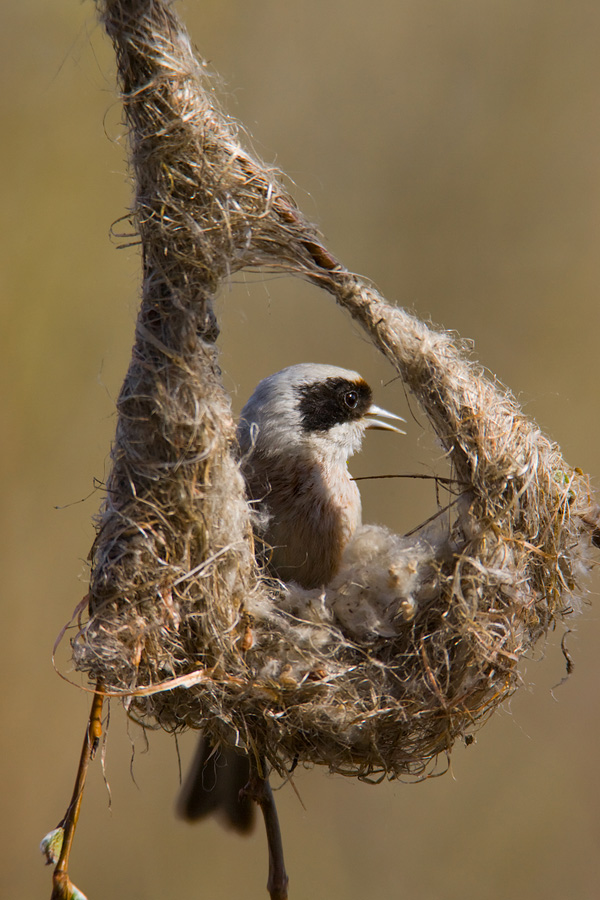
72, 0, 599, 782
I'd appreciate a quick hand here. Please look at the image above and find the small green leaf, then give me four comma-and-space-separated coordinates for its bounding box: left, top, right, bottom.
39, 827, 64, 866
67, 882, 89, 900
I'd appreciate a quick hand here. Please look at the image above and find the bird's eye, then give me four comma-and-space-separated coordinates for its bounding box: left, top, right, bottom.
344, 390, 359, 409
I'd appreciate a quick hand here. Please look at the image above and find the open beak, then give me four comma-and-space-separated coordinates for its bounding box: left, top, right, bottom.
365, 404, 406, 434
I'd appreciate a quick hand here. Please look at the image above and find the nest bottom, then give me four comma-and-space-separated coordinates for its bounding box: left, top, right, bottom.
73, 513, 586, 780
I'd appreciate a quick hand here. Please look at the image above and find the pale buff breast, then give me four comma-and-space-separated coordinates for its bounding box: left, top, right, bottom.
242, 452, 362, 589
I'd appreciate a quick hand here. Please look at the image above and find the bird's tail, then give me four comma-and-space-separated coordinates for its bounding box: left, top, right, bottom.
176, 735, 255, 834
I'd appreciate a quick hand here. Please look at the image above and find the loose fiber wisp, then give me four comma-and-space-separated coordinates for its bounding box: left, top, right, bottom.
72, 0, 599, 782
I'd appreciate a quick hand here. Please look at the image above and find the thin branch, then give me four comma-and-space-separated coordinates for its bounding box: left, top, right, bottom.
50, 684, 104, 900
244, 766, 289, 900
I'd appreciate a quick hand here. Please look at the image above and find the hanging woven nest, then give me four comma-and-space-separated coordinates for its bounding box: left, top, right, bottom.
72, 0, 599, 781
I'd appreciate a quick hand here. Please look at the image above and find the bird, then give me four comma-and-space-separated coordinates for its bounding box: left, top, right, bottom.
176, 363, 404, 831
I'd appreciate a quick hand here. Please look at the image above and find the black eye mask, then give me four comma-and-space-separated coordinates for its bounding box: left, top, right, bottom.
296, 377, 372, 432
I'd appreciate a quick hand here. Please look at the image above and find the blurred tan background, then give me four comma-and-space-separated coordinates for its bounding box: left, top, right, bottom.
2, 2, 600, 898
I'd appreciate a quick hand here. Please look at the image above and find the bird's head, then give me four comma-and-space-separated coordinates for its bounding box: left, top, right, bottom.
237, 363, 404, 465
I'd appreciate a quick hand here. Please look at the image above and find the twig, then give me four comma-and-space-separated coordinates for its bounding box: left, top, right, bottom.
50, 684, 104, 900
245, 765, 289, 900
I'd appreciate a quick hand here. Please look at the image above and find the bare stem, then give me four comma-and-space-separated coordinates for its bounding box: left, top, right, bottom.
51, 684, 104, 900
245, 767, 289, 900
